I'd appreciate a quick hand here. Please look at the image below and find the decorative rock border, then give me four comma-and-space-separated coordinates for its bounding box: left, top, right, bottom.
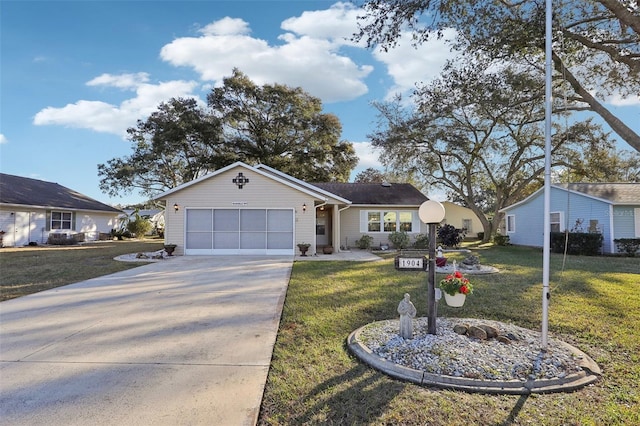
114, 250, 176, 262
347, 319, 601, 395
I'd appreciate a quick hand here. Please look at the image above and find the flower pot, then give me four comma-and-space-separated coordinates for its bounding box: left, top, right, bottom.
444, 292, 466, 307
164, 245, 177, 256
322, 246, 333, 254
298, 245, 310, 256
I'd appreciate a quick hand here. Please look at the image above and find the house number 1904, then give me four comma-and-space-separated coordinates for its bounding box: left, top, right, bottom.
394, 256, 427, 271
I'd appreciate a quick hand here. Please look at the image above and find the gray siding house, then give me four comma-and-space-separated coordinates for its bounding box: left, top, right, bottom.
500, 183, 640, 254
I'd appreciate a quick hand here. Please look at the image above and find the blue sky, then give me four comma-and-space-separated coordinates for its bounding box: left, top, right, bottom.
1, 1, 638, 207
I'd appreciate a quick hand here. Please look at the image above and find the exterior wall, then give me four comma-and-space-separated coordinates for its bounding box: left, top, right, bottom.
611, 206, 640, 253
441, 202, 484, 238
0, 207, 118, 246
77, 212, 120, 241
163, 167, 316, 255
504, 187, 615, 253
339, 206, 426, 249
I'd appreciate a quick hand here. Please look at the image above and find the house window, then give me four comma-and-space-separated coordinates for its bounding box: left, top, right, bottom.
462, 219, 472, 233
368, 212, 381, 232
51, 211, 72, 230
399, 212, 413, 232
588, 220, 599, 233
363, 210, 417, 233
506, 215, 515, 233
383, 211, 397, 232
550, 212, 564, 232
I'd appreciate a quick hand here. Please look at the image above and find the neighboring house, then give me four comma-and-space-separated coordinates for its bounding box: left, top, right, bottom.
154, 162, 431, 256
500, 183, 640, 254
440, 201, 484, 238
0, 173, 122, 247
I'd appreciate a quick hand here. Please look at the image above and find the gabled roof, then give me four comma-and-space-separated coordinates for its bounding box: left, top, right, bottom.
501, 182, 640, 212
153, 162, 329, 201
0, 173, 121, 213
555, 183, 640, 204
311, 182, 428, 205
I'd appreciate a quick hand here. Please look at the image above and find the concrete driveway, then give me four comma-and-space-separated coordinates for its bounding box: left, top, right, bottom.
0, 255, 293, 426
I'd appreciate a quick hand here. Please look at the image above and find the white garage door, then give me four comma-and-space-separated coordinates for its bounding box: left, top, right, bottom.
185, 208, 294, 255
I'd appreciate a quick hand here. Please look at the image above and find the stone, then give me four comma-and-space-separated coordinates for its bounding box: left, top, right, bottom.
497, 335, 512, 344
478, 324, 499, 338
453, 324, 469, 335
136, 253, 149, 259
468, 325, 488, 340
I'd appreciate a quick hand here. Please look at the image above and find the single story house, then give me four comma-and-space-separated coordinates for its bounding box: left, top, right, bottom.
0, 173, 122, 247
440, 201, 484, 238
500, 183, 640, 254
154, 162, 432, 256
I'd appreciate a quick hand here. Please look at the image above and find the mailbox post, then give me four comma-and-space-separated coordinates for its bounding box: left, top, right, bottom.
418, 200, 446, 335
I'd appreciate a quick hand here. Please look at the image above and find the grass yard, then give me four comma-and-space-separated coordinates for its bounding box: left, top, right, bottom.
258, 245, 639, 425
0, 239, 164, 301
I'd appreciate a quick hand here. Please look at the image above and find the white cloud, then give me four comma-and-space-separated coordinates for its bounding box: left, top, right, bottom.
0, 134, 7, 144
87, 72, 150, 90
160, 12, 372, 103
373, 28, 459, 99
34, 78, 200, 136
353, 141, 382, 169
608, 93, 640, 107
280, 2, 364, 46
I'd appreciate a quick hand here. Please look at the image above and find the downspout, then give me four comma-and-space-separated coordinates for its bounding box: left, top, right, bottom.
608, 204, 615, 254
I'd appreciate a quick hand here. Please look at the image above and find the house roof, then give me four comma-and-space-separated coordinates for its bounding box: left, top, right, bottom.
501, 182, 640, 212
0, 173, 122, 213
555, 183, 640, 204
311, 182, 428, 205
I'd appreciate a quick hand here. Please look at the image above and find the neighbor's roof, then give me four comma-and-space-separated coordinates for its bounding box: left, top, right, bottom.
0, 173, 122, 213
556, 183, 640, 204
311, 182, 428, 205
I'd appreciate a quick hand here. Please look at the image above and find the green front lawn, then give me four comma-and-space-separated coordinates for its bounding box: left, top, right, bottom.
258, 246, 639, 425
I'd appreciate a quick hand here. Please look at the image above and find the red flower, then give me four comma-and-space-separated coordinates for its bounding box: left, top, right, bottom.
460, 285, 469, 294
454, 271, 463, 279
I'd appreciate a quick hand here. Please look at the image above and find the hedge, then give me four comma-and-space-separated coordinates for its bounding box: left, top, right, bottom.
550, 232, 603, 256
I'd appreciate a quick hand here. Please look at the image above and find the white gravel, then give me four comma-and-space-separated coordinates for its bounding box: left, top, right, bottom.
357, 317, 585, 381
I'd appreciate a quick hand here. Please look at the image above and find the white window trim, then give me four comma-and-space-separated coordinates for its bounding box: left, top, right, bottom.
51, 211, 73, 230
506, 215, 516, 233
550, 211, 565, 232
635, 208, 640, 238
360, 210, 419, 233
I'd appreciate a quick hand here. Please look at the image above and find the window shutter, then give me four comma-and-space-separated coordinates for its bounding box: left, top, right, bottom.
46, 210, 51, 231
72, 212, 76, 231
360, 210, 368, 233
635, 208, 640, 238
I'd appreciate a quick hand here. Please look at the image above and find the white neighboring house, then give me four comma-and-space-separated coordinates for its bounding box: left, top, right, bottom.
440, 201, 485, 239
0, 173, 122, 247
500, 183, 640, 254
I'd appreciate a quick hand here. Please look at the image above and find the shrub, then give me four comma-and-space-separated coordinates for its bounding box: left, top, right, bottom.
413, 233, 430, 249
477, 232, 484, 241
47, 233, 77, 246
355, 234, 374, 250
388, 231, 410, 249
550, 232, 603, 256
127, 217, 153, 238
437, 224, 466, 247
493, 234, 510, 246
613, 238, 640, 257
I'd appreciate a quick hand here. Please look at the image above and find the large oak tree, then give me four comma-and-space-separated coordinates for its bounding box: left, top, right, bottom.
355, 0, 640, 152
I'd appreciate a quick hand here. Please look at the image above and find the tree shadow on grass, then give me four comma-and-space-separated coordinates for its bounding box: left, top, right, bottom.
292, 362, 407, 424
499, 394, 530, 426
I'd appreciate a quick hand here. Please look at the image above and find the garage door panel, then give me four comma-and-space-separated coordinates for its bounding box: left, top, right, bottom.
185, 208, 293, 255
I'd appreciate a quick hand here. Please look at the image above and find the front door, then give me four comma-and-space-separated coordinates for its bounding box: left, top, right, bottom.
14, 212, 30, 246
316, 209, 329, 246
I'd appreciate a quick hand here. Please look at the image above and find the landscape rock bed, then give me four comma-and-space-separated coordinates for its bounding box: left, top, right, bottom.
357, 317, 587, 381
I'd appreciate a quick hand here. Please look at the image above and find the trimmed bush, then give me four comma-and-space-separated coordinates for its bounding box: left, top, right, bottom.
437, 224, 466, 248
614, 238, 640, 257
550, 232, 603, 256
413, 233, 430, 249
355, 234, 374, 250
493, 234, 510, 246
388, 231, 410, 249
477, 232, 484, 241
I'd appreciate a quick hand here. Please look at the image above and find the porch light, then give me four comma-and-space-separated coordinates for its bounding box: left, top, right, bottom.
302, 203, 307, 213
173, 203, 179, 212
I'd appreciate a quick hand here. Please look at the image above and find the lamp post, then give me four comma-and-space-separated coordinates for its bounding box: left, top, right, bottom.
418, 200, 446, 335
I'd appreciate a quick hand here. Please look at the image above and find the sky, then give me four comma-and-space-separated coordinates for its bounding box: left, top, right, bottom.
1, 0, 638, 207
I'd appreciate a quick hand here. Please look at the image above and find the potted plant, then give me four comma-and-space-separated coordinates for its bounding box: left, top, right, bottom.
163, 244, 177, 256
322, 245, 333, 254
297, 243, 311, 256
439, 271, 473, 307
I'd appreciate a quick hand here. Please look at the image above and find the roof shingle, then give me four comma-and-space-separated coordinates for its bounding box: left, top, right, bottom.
311, 182, 428, 205
0, 173, 121, 212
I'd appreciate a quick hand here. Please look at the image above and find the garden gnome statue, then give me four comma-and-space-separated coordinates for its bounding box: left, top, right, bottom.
398, 293, 417, 339
437, 246, 443, 258
452, 259, 458, 272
